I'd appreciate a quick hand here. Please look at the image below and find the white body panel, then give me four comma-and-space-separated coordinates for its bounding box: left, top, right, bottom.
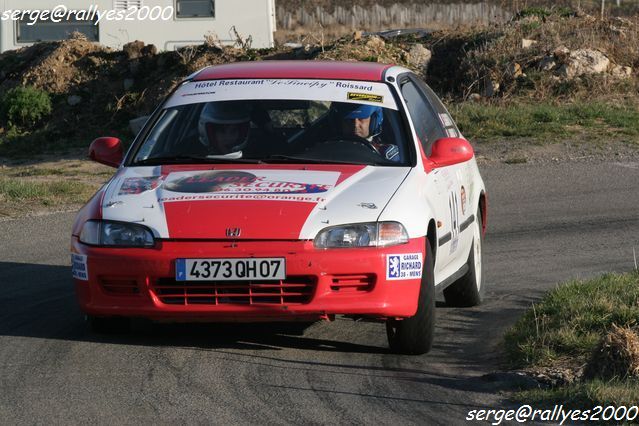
383, 65, 486, 286
0, 0, 275, 53
298, 166, 411, 239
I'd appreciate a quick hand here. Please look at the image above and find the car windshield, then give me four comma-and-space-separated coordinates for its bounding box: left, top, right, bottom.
132, 79, 411, 166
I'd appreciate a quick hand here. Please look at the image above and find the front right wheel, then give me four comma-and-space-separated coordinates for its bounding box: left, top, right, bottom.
386, 242, 436, 355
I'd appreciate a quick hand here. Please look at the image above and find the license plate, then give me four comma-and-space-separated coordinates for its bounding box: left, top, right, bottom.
175, 258, 286, 281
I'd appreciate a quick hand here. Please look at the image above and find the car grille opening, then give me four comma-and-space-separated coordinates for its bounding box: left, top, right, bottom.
153, 276, 316, 305
330, 274, 375, 292
99, 277, 140, 296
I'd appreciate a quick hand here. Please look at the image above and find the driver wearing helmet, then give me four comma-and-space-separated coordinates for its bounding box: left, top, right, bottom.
198, 101, 251, 155
330, 102, 400, 162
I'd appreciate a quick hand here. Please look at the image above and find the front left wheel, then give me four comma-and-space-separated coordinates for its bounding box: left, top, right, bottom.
386, 242, 436, 355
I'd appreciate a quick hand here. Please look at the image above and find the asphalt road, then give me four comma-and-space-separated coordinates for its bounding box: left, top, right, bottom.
1, 161, 638, 425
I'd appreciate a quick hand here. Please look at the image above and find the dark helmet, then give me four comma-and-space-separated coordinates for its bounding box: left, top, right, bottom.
198, 101, 251, 152
330, 102, 383, 136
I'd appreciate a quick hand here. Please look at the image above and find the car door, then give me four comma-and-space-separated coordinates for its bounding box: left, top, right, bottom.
417, 79, 477, 270
399, 74, 468, 281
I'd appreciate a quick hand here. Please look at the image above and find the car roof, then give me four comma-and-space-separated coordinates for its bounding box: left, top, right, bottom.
192, 60, 394, 82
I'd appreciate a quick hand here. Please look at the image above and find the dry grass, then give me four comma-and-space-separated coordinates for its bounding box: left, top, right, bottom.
586, 324, 639, 380
451, 13, 639, 101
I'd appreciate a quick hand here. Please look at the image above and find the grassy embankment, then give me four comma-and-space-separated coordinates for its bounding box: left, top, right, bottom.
451, 101, 639, 143
0, 163, 112, 218
505, 272, 639, 406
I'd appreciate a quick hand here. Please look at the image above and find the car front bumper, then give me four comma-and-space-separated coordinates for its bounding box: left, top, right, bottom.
71, 237, 426, 322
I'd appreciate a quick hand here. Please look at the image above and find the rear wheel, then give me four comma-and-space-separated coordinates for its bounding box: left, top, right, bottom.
386, 243, 435, 355
87, 316, 131, 334
443, 208, 483, 307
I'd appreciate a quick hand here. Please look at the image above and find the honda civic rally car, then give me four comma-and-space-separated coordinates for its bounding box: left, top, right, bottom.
71, 60, 487, 355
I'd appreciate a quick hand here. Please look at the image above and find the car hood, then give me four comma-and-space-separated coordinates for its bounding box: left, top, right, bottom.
100, 164, 411, 239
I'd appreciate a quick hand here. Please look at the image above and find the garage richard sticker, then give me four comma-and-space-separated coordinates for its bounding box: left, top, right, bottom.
71, 253, 88, 280
386, 253, 423, 280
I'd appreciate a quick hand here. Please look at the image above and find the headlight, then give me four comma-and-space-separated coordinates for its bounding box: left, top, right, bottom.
79, 220, 155, 247
314, 222, 409, 248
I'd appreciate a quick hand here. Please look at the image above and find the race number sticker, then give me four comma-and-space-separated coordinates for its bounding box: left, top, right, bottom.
71, 253, 88, 280
449, 190, 461, 254
386, 253, 423, 280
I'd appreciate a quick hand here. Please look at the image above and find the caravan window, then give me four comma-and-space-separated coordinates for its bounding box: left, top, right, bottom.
176, 0, 215, 18
16, 17, 98, 43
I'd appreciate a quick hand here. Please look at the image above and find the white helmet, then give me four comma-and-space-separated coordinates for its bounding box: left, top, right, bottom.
198, 101, 251, 153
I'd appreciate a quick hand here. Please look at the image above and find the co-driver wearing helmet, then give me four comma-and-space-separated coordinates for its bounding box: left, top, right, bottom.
330, 103, 400, 162
197, 101, 251, 155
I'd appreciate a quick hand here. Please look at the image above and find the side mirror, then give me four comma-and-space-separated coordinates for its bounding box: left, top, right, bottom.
89, 137, 123, 168
429, 137, 474, 168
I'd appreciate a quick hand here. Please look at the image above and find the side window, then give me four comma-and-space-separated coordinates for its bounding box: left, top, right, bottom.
400, 77, 446, 157
176, 0, 215, 18
414, 78, 461, 139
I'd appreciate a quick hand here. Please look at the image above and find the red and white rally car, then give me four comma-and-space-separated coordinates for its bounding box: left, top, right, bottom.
71, 60, 487, 354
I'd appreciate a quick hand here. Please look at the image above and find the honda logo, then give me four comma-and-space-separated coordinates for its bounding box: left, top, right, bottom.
226, 227, 241, 238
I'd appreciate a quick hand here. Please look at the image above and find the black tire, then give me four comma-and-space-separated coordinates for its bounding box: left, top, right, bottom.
88, 316, 131, 334
386, 243, 436, 355
443, 208, 484, 307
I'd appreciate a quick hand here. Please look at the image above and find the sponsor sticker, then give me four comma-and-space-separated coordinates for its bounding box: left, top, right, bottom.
386, 253, 423, 280
347, 92, 384, 103
159, 170, 340, 203
71, 253, 88, 280
163, 171, 258, 193
118, 176, 162, 195
439, 113, 454, 127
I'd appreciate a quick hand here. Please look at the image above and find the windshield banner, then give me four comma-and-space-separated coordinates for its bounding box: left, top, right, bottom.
166, 79, 398, 110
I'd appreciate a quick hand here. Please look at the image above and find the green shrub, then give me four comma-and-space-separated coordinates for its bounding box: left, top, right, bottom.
516, 7, 551, 20
0, 86, 52, 127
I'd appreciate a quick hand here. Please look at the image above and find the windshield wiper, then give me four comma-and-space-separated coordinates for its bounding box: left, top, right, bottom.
262, 155, 371, 165
133, 155, 261, 165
